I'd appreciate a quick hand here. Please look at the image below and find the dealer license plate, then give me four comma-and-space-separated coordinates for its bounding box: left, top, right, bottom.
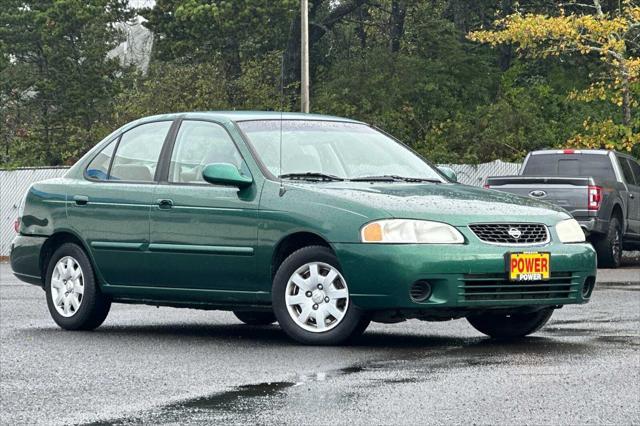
507, 252, 550, 281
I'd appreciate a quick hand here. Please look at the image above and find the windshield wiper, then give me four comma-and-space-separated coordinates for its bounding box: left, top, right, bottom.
351, 175, 441, 183
279, 172, 345, 182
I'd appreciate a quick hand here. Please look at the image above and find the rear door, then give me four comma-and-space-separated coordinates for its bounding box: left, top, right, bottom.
147, 119, 261, 296
618, 155, 640, 235
68, 120, 174, 286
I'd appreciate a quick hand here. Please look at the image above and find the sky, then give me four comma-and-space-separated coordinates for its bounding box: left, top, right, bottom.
129, 0, 155, 8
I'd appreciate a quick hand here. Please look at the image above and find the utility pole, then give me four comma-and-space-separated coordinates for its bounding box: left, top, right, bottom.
301, 0, 310, 113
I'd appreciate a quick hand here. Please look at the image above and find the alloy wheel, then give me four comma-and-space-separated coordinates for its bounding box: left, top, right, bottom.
285, 262, 349, 333
612, 228, 622, 262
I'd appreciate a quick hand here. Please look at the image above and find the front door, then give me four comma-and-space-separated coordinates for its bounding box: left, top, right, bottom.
148, 120, 260, 299
68, 120, 173, 286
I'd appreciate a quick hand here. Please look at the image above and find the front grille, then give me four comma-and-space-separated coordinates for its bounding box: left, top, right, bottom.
469, 223, 548, 244
459, 272, 577, 303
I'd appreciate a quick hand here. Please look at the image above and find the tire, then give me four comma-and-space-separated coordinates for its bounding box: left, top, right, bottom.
233, 310, 276, 326
593, 216, 623, 269
45, 243, 111, 330
467, 308, 554, 339
348, 317, 371, 342
272, 245, 367, 345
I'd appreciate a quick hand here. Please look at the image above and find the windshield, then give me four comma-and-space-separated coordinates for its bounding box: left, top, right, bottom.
236, 120, 444, 182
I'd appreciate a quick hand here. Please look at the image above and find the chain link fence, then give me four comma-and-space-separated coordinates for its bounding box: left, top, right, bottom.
1, 167, 70, 256
440, 160, 521, 187
0, 161, 521, 256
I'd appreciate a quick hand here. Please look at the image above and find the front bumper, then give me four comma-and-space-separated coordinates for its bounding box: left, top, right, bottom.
10, 235, 47, 286
333, 241, 596, 311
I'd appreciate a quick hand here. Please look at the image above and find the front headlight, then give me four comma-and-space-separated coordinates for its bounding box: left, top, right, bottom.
361, 219, 465, 244
555, 218, 586, 243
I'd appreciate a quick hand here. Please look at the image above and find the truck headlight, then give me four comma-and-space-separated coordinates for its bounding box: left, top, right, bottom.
556, 219, 586, 243
361, 219, 465, 244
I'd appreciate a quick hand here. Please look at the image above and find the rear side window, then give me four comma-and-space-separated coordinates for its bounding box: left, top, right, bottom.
109, 121, 172, 182
628, 158, 640, 184
618, 157, 636, 185
86, 140, 116, 180
523, 154, 616, 180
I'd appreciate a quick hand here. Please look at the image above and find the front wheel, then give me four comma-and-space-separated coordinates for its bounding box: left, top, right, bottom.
467, 308, 554, 339
45, 243, 111, 330
272, 246, 368, 345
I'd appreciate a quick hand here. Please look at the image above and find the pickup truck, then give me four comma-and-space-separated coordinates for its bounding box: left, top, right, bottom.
485, 150, 640, 268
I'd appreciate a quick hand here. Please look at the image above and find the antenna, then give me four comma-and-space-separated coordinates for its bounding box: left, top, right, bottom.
279, 51, 286, 197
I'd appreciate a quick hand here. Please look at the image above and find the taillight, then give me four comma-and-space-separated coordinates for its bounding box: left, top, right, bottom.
483, 184, 490, 189
588, 185, 602, 210
14, 217, 20, 233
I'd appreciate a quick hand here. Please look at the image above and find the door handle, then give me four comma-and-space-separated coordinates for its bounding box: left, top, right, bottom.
157, 199, 173, 209
630, 193, 635, 199
73, 195, 89, 206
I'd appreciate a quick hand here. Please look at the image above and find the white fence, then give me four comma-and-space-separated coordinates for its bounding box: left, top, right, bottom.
0, 160, 521, 256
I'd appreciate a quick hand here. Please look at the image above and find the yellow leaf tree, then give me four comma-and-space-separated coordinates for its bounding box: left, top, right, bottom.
468, 0, 640, 154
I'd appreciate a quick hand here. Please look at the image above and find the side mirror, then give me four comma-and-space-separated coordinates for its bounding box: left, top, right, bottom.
202, 163, 253, 188
438, 166, 457, 183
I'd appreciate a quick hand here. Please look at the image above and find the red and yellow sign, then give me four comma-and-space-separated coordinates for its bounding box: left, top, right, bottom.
508, 252, 550, 281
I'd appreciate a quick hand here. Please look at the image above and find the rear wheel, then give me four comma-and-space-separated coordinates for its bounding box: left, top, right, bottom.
272, 246, 367, 345
45, 243, 111, 330
467, 308, 554, 339
233, 310, 276, 326
593, 216, 622, 269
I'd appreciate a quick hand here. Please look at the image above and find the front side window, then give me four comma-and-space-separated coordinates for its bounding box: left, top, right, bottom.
169, 120, 249, 184
109, 121, 172, 182
237, 120, 444, 181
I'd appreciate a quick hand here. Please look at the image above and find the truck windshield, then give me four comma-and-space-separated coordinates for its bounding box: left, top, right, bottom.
237, 120, 444, 182
523, 154, 616, 180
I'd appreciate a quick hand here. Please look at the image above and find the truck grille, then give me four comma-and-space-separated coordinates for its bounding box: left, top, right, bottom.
469, 223, 548, 244
459, 272, 577, 303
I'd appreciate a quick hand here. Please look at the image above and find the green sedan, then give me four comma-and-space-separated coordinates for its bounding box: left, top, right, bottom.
10, 112, 596, 345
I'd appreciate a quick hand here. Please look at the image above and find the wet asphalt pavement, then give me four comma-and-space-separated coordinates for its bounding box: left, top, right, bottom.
1, 262, 639, 425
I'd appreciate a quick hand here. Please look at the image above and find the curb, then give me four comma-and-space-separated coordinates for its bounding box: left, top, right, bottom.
596, 281, 639, 287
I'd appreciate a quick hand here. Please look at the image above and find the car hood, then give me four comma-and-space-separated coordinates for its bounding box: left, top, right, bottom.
293, 182, 570, 226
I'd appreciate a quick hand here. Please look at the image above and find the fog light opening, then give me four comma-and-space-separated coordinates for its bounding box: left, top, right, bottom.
582, 276, 596, 298
410, 280, 432, 303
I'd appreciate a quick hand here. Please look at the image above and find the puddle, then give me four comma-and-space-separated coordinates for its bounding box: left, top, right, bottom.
97, 365, 367, 425
179, 381, 296, 410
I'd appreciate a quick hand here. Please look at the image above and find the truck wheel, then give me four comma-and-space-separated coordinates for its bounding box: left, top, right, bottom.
272, 245, 367, 345
467, 308, 554, 339
593, 216, 622, 269
233, 310, 276, 325
45, 243, 111, 330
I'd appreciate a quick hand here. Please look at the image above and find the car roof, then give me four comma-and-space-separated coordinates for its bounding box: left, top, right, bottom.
136, 111, 364, 125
